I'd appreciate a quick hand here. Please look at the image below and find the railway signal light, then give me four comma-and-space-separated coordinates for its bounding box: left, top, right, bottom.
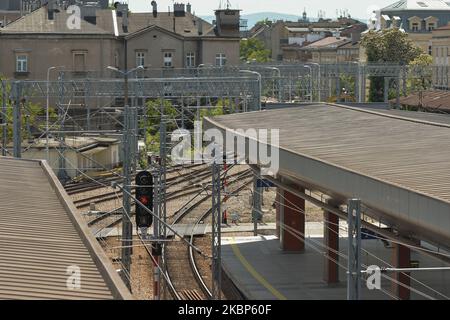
135, 171, 153, 228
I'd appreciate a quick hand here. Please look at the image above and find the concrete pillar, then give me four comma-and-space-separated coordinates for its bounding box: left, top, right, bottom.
323, 202, 340, 284
392, 243, 411, 300
278, 184, 305, 252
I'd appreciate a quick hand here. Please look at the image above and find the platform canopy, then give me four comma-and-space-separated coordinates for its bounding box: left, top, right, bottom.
204, 104, 450, 248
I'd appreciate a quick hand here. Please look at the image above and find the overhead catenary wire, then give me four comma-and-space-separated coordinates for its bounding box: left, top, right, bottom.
249, 168, 449, 300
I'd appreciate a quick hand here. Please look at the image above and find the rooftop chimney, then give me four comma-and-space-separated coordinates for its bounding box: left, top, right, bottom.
198, 19, 203, 35
48, 0, 56, 20
173, 2, 186, 17
151, 1, 157, 18
115, 3, 129, 32
186, 2, 192, 14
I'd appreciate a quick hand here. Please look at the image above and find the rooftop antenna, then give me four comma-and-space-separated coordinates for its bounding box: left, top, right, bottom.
226, 0, 232, 9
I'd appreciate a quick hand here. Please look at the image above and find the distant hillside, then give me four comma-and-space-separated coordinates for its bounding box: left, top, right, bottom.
200, 12, 368, 29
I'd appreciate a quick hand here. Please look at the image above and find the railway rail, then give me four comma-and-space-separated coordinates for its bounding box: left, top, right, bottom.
65, 163, 205, 195
71, 162, 253, 301
163, 168, 253, 300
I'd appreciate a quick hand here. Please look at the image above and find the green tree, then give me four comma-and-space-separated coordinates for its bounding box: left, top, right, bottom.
240, 38, 271, 63
141, 99, 177, 157
255, 18, 273, 28
361, 29, 423, 102
408, 53, 433, 92
0, 77, 54, 143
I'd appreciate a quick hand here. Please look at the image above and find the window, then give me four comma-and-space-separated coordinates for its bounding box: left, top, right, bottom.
136, 51, 146, 67
164, 52, 173, 67
16, 55, 28, 73
429, 46, 433, 55
114, 52, 120, 68
215, 53, 227, 67
428, 23, 435, 31
73, 53, 86, 72
186, 52, 195, 68
412, 23, 419, 32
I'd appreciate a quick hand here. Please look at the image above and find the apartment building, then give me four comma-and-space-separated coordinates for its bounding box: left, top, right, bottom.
380, 0, 450, 54
0, 1, 241, 80
250, 13, 366, 61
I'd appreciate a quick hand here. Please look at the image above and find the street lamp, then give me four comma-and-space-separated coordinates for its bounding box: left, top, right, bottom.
46, 66, 65, 162
239, 70, 262, 111
263, 66, 282, 102
197, 63, 213, 77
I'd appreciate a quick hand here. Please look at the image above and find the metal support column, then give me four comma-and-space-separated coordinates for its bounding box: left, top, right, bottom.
152, 169, 161, 300
211, 151, 222, 300
121, 71, 132, 289
336, 69, 341, 102
159, 117, 167, 240
347, 199, 362, 300
384, 77, 389, 104
252, 172, 262, 236
12, 82, 22, 159
402, 66, 407, 96
361, 66, 366, 103
132, 101, 138, 173
57, 72, 69, 183
355, 64, 360, 103
1, 80, 7, 157
396, 76, 401, 109
181, 97, 185, 129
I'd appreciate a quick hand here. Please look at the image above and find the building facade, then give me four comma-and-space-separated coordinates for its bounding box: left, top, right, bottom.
250, 14, 366, 61
380, 0, 450, 54
0, 2, 241, 80
431, 24, 450, 89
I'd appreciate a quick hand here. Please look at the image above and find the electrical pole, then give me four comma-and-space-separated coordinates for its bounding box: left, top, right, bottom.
211, 146, 222, 300
222, 162, 228, 225
12, 82, 22, 159
121, 45, 133, 290
159, 116, 167, 242
57, 71, 69, 183
347, 198, 362, 300
1, 79, 7, 156
252, 171, 262, 236
152, 169, 161, 300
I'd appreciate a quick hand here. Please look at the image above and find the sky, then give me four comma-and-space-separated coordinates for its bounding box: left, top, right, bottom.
127, 0, 395, 18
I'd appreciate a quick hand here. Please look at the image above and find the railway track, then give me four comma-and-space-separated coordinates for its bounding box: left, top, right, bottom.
163, 168, 253, 300
73, 167, 247, 209
74, 163, 253, 301
65, 163, 205, 195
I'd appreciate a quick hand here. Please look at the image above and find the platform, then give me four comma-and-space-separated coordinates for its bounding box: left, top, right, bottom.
222, 235, 450, 300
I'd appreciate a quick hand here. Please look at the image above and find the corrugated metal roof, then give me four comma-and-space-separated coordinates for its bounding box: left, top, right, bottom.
206, 104, 450, 203
204, 104, 450, 246
0, 157, 132, 300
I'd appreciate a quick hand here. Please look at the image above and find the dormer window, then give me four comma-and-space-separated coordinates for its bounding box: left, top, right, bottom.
425, 16, 439, 32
